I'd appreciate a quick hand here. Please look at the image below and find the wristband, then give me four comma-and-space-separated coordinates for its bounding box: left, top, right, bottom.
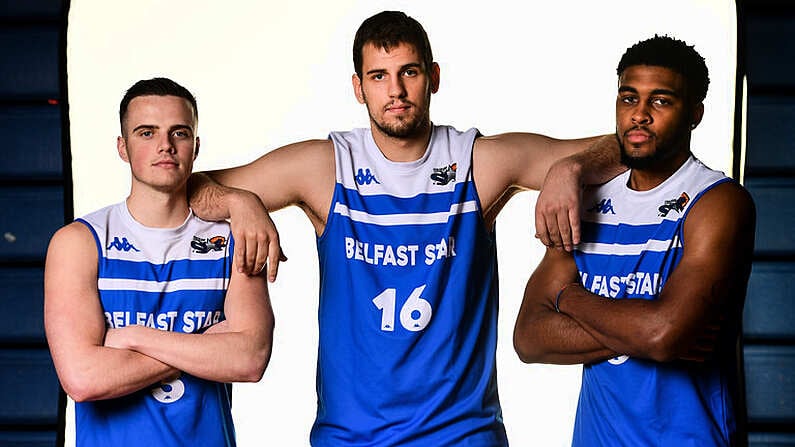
554, 282, 580, 313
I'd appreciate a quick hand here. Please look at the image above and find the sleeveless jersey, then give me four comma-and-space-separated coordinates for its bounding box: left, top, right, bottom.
75, 201, 236, 447
311, 125, 507, 446
572, 156, 735, 446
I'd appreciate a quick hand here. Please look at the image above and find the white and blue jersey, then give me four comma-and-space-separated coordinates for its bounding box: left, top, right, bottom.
75, 202, 236, 447
310, 125, 507, 446
572, 156, 735, 446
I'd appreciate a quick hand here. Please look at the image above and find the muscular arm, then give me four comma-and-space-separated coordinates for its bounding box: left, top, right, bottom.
473, 133, 624, 247
44, 223, 177, 402
514, 247, 617, 365
105, 267, 275, 383
188, 139, 335, 275
556, 182, 756, 362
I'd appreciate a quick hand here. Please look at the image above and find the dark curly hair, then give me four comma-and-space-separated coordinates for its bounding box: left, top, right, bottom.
617, 35, 709, 103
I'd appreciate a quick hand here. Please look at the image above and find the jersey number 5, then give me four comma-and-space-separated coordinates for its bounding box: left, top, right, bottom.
372, 285, 433, 332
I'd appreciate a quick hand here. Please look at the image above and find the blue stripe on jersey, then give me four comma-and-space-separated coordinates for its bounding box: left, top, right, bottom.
581, 219, 681, 244
101, 257, 231, 281
337, 181, 479, 214
577, 248, 682, 270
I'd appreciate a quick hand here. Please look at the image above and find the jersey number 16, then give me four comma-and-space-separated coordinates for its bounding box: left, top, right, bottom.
372, 285, 432, 332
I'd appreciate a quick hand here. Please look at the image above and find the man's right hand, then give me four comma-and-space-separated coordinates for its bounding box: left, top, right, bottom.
535, 159, 583, 251
227, 190, 286, 281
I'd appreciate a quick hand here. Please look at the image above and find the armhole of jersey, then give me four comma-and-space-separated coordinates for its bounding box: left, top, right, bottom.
317, 135, 342, 243
678, 177, 733, 242
466, 130, 485, 213
465, 130, 498, 243
75, 218, 102, 262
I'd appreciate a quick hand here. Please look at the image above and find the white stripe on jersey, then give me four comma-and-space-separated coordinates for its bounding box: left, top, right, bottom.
578, 237, 681, 256
98, 277, 228, 292
333, 200, 479, 226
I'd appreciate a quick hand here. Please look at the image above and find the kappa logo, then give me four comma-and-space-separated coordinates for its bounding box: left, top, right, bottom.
191, 235, 228, 253
355, 168, 380, 185
430, 163, 457, 185
658, 192, 690, 217
587, 198, 616, 215
107, 237, 139, 252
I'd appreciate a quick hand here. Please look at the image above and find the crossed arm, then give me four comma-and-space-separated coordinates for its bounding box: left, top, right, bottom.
514, 181, 755, 365
44, 222, 274, 402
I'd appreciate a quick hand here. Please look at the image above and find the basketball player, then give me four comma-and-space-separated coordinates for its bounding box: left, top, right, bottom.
189, 11, 624, 446
514, 36, 755, 446
44, 78, 274, 446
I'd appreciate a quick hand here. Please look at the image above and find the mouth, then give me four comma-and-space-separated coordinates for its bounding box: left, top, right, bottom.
385, 102, 412, 114
152, 159, 179, 168
624, 128, 654, 145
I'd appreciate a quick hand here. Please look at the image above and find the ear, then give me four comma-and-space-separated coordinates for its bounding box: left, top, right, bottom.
690, 102, 704, 130
117, 136, 129, 162
194, 136, 200, 160
429, 62, 440, 94
352, 73, 365, 104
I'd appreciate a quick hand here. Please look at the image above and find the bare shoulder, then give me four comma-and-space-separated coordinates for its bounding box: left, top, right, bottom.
47, 221, 97, 257
688, 180, 755, 222
216, 138, 333, 177
45, 222, 99, 304
273, 138, 336, 197
210, 138, 335, 212
684, 180, 756, 247
473, 132, 550, 158
254, 138, 335, 184
268, 138, 334, 163
258, 139, 336, 227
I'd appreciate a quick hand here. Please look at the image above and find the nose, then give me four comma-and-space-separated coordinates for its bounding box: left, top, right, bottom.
388, 76, 406, 99
631, 103, 652, 125
159, 134, 176, 153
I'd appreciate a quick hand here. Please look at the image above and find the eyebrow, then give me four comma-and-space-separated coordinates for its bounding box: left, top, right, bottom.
169, 124, 193, 133
132, 124, 157, 133
131, 124, 193, 133
365, 62, 423, 76
618, 86, 680, 97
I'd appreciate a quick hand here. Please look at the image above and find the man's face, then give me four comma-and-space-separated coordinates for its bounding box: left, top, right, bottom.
615, 65, 701, 169
117, 95, 198, 193
353, 42, 439, 139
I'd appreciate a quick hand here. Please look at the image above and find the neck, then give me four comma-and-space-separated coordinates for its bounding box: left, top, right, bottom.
125, 186, 190, 228
627, 150, 691, 191
370, 119, 433, 162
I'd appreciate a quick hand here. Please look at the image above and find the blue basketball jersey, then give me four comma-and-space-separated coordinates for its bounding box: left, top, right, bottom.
572, 156, 735, 446
310, 125, 507, 446
75, 202, 236, 447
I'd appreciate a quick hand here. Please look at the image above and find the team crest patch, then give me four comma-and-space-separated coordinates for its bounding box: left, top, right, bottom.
191, 235, 228, 253
430, 163, 457, 185
658, 192, 690, 217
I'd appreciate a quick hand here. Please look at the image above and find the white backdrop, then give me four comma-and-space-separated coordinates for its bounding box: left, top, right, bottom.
66, 1, 736, 445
